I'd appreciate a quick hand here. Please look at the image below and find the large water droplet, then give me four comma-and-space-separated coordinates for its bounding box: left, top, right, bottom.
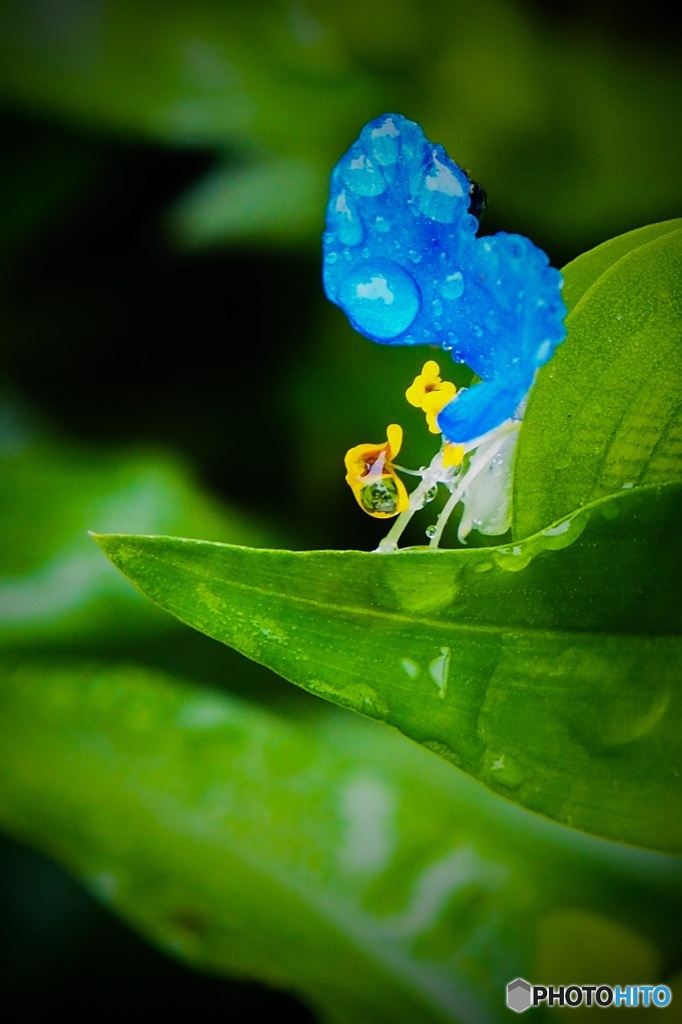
338, 259, 421, 341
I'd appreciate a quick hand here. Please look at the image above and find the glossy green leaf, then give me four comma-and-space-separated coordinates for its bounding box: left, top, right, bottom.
559, 219, 682, 312
96, 482, 682, 853
0, 661, 679, 1023
514, 224, 682, 538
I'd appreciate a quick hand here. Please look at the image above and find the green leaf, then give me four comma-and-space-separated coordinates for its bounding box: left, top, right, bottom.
95, 482, 682, 853
168, 156, 327, 249
1, 661, 679, 1022
0, 438, 275, 645
0, 0, 378, 151
514, 223, 682, 538
560, 219, 682, 312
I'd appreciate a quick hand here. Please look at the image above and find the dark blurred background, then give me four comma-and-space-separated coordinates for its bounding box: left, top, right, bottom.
0, 0, 679, 1018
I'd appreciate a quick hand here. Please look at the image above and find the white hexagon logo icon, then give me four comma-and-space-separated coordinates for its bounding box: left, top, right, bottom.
507, 978, 532, 1013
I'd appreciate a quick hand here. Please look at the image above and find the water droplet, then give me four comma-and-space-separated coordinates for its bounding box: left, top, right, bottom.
308, 680, 389, 719
331, 189, 364, 246
564, 648, 671, 754
401, 657, 421, 679
425, 524, 437, 539
485, 753, 531, 791
415, 153, 468, 222
367, 115, 401, 165
440, 271, 465, 300
338, 259, 421, 341
340, 148, 387, 197
428, 646, 451, 698
494, 545, 532, 572
472, 561, 494, 573
539, 514, 587, 552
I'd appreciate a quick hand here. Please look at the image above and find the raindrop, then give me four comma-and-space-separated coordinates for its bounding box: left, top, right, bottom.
440, 271, 465, 300
486, 753, 531, 791
338, 259, 421, 340
340, 148, 387, 197
494, 545, 532, 572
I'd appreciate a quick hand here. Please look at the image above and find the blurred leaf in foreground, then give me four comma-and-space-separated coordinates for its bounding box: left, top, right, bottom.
0, 661, 679, 1023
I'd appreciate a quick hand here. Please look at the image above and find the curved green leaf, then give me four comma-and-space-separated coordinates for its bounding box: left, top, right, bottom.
560, 219, 682, 312
1, 661, 679, 1023
514, 224, 682, 538
96, 483, 682, 853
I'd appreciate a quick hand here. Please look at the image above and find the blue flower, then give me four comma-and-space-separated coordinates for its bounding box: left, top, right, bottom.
322, 113, 566, 444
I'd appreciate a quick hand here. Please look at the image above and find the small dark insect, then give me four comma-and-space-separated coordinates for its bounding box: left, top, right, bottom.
468, 178, 488, 223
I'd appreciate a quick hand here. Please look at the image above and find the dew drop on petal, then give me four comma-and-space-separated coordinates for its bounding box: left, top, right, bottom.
340, 148, 387, 197
440, 271, 465, 300
338, 259, 421, 341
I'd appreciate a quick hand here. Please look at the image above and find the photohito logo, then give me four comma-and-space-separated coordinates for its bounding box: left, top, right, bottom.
506, 978, 672, 1012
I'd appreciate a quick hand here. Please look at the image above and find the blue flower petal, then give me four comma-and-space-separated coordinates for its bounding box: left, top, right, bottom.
437, 376, 531, 444
322, 113, 567, 440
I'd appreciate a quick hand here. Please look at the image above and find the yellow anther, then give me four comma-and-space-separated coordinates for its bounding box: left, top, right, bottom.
344, 424, 409, 519
406, 361, 457, 433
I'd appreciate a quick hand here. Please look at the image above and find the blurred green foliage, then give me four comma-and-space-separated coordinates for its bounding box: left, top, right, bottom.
0, 0, 680, 1020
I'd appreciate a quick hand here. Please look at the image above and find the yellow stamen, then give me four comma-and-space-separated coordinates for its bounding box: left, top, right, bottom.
406, 361, 458, 433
